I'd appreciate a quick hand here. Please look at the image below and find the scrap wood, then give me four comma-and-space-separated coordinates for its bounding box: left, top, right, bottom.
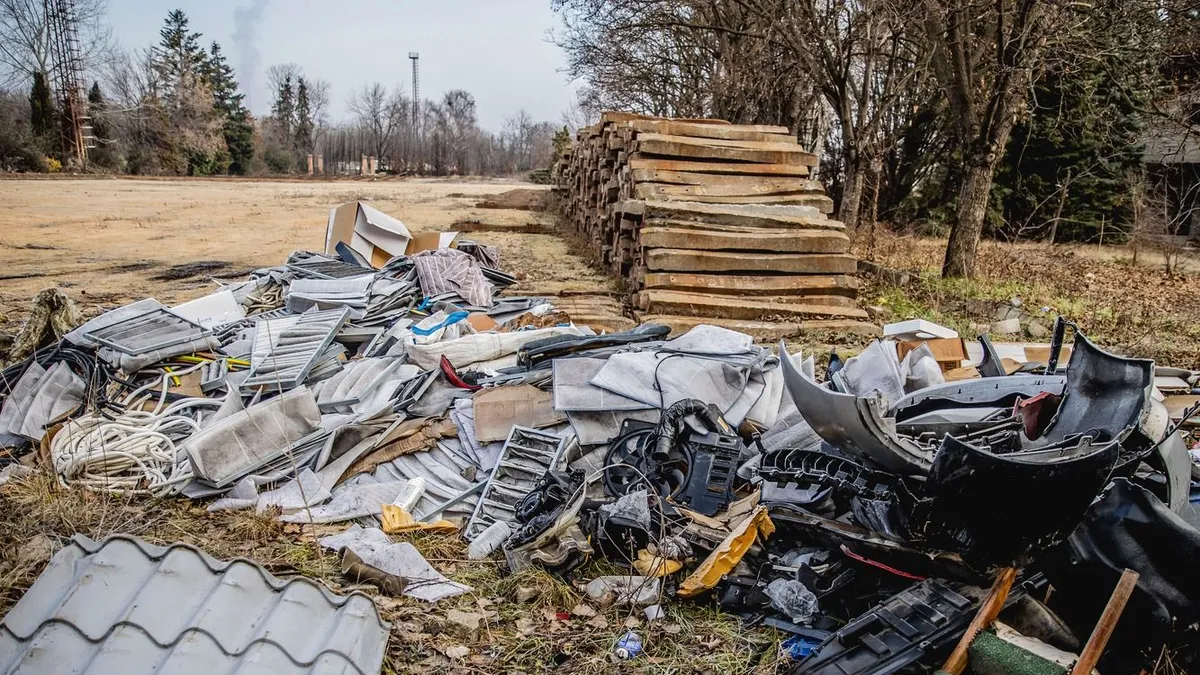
7, 288, 82, 364
941, 566, 1018, 675
380, 504, 458, 534
677, 505, 774, 598
1070, 569, 1140, 675
344, 417, 458, 477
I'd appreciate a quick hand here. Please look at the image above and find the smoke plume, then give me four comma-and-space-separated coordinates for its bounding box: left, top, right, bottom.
232, 0, 269, 113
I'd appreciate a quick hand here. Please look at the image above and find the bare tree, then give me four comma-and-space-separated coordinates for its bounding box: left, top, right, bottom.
348, 82, 406, 164
920, 0, 1068, 278
0, 0, 111, 87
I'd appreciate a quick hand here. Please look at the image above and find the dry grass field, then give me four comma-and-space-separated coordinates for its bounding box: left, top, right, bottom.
0, 176, 616, 331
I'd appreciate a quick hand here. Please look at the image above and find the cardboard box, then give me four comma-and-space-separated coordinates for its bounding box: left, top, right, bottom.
325, 201, 412, 268
897, 337, 968, 369
405, 231, 459, 255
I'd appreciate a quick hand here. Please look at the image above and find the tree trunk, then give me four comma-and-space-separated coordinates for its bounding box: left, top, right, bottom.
942, 160, 997, 278
840, 159, 866, 232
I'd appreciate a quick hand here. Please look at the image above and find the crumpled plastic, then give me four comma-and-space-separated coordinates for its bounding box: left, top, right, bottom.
765, 578, 819, 624
599, 489, 652, 530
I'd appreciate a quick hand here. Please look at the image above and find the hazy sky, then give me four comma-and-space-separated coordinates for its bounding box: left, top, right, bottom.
106, 0, 579, 130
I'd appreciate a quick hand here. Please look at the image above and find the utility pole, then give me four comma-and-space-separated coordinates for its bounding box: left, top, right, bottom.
408, 52, 420, 130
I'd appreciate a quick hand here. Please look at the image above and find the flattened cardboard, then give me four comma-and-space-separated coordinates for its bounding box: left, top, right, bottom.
465, 312, 499, 332
473, 384, 565, 442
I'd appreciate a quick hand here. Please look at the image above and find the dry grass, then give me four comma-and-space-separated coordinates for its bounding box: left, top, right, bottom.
0, 471, 784, 674
856, 230, 1200, 367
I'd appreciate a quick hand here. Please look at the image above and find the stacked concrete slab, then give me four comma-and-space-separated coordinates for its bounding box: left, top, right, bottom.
554, 112, 875, 339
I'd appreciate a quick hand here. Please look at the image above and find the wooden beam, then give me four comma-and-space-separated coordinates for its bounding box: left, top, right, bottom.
1071, 569, 1140, 675
641, 272, 859, 296
645, 248, 858, 274
639, 227, 850, 254
942, 567, 1018, 675
629, 156, 810, 177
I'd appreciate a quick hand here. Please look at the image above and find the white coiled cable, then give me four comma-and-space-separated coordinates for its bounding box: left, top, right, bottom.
50, 362, 222, 496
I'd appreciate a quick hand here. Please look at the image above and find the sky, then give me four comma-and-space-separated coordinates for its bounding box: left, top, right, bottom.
105, 0, 579, 130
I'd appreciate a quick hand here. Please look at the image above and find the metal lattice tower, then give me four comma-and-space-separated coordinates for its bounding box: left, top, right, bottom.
409, 52, 419, 130
44, 0, 91, 166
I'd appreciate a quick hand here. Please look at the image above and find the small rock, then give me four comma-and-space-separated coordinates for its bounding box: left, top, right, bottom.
18, 534, 55, 567
1026, 320, 1050, 339
446, 609, 484, 633
969, 322, 992, 336
444, 645, 470, 660
995, 305, 1022, 322
991, 318, 1021, 335
865, 305, 893, 322
515, 586, 540, 603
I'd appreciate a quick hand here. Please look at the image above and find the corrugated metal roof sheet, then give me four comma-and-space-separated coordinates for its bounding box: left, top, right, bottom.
0, 534, 389, 675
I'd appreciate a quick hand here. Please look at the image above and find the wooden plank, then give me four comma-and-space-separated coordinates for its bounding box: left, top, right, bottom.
640, 217, 844, 235
642, 272, 859, 296
638, 290, 869, 321
638, 314, 880, 341
639, 227, 849, 254
632, 180, 823, 198
635, 133, 818, 166
629, 156, 810, 177
942, 567, 1017, 675
630, 169, 821, 190
625, 119, 792, 142
645, 249, 858, 274
1070, 569, 1140, 675
600, 111, 731, 126
634, 200, 844, 230
633, 184, 834, 210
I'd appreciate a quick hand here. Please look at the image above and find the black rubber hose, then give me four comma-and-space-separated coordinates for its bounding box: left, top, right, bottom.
652, 398, 720, 461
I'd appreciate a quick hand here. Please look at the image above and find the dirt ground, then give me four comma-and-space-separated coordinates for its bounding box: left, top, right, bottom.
0, 176, 616, 330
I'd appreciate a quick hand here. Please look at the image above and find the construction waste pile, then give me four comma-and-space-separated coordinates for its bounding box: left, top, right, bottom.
1, 203, 1200, 675
553, 112, 875, 340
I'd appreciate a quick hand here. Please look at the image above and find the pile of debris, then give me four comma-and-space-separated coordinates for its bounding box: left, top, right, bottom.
1, 202, 1199, 674
553, 112, 874, 340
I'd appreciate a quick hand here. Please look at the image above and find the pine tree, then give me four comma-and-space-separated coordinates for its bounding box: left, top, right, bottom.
272, 75, 295, 139
153, 10, 207, 102
30, 72, 54, 138
86, 81, 119, 169
993, 7, 1148, 242
294, 77, 314, 157
204, 42, 254, 174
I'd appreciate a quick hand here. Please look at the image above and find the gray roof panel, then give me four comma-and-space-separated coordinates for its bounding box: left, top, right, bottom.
0, 535, 389, 675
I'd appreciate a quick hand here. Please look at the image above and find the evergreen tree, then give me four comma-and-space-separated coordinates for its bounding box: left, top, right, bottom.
152, 10, 207, 102
294, 77, 313, 157
992, 8, 1148, 242
272, 75, 295, 139
30, 71, 54, 138
87, 81, 120, 169
204, 42, 254, 174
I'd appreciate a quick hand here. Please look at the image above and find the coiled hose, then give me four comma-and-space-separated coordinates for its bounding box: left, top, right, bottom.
50, 361, 222, 496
